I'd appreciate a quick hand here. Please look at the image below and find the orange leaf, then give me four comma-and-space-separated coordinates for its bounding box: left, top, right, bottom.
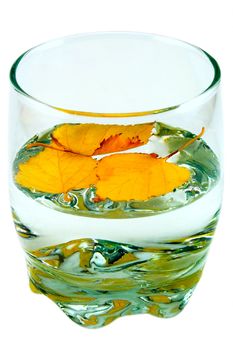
95, 153, 191, 201
52, 123, 153, 156
15, 148, 97, 194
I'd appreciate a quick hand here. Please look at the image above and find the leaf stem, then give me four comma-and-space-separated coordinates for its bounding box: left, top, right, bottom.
164, 127, 205, 160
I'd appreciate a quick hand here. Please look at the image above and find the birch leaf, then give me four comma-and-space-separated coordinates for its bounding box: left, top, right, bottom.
52, 123, 154, 156
15, 148, 97, 194
95, 153, 191, 201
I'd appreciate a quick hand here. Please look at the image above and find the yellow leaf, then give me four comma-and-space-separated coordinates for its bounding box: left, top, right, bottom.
52, 123, 154, 156
15, 126, 204, 202
95, 153, 191, 201
15, 148, 97, 194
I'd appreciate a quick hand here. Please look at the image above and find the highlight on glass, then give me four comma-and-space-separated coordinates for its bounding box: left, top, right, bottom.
9, 32, 222, 328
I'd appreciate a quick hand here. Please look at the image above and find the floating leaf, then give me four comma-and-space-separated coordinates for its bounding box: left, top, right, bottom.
52, 123, 154, 156
15, 148, 97, 194
95, 153, 191, 201
15, 125, 204, 202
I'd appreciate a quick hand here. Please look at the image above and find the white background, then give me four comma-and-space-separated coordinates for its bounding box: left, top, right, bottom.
0, 0, 232, 349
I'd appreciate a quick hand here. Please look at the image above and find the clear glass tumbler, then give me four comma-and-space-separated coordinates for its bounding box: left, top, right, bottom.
9, 32, 222, 328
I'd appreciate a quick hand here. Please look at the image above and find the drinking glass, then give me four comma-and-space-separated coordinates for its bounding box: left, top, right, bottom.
9, 32, 222, 328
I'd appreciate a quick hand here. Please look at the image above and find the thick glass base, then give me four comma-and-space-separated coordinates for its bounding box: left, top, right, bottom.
58, 290, 194, 328
29, 277, 196, 328
25, 224, 214, 328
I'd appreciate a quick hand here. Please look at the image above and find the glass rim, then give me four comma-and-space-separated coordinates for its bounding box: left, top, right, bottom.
9, 31, 221, 118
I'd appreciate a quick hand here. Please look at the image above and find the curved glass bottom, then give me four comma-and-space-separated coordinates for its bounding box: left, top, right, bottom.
23, 213, 218, 328
29, 275, 197, 328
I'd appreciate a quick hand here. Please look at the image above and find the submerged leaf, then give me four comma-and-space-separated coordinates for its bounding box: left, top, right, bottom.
95, 153, 191, 201
15, 148, 97, 194
52, 123, 154, 156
